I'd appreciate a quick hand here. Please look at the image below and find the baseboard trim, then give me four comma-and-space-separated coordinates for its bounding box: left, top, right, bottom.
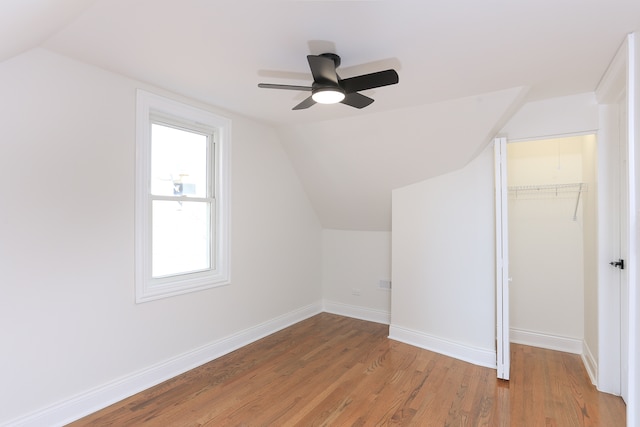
388, 324, 497, 369
510, 328, 583, 354
2, 302, 323, 427
581, 341, 598, 386
323, 300, 390, 325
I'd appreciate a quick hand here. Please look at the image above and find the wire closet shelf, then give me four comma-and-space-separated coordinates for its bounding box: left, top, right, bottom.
507, 182, 587, 221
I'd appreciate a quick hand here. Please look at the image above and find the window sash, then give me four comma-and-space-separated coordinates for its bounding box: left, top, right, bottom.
149, 119, 215, 199
151, 199, 213, 279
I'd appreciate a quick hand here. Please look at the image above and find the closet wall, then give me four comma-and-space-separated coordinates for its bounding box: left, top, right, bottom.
507, 135, 597, 352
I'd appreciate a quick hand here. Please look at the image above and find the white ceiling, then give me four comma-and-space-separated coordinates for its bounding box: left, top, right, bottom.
3, 0, 640, 230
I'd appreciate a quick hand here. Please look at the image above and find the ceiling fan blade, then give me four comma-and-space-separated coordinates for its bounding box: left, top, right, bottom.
292, 96, 316, 110
258, 83, 312, 91
341, 92, 374, 109
307, 55, 339, 85
340, 69, 399, 93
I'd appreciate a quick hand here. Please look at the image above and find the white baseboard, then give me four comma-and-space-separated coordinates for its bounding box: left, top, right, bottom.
323, 300, 391, 325
510, 328, 583, 354
388, 324, 497, 369
2, 302, 323, 427
581, 341, 598, 386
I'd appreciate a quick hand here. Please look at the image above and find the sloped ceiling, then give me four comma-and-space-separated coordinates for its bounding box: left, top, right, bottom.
0, 0, 96, 62
277, 87, 527, 229
3, 0, 640, 230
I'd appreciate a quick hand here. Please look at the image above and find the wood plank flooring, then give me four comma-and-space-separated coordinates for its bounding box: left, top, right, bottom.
69, 313, 625, 426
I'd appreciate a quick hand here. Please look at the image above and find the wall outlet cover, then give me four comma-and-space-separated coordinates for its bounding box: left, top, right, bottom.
378, 280, 392, 289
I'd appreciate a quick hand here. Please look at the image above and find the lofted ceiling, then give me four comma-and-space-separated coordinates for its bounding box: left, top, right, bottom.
3, 0, 640, 230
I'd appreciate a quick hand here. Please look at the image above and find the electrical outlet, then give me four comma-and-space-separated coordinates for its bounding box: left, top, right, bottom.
378, 280, 392, 290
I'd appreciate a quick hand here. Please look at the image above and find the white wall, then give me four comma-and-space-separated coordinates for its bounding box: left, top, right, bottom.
0, 48, 322, 425
507, 136, 592, 352
386, 93, 601, 371
390, 145, 496, 367
322, 229, 391, 324
500, 92, 598, 141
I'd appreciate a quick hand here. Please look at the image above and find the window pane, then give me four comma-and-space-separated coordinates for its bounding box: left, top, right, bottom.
151, 123, 208, 198
152, 200, 211, 278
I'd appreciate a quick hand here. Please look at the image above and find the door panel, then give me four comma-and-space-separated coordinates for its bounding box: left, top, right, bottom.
619, 84, 629, 404
494, 137, 510, 380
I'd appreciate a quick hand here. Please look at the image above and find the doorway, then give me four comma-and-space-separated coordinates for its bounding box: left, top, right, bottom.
495, 129, 630, 399
506, 135, 597, 358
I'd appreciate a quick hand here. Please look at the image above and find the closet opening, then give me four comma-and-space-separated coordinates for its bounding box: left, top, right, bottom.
507, 134, 597, 357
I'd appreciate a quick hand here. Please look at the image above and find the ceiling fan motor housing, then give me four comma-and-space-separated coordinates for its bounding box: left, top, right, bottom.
319, 52, 341, 68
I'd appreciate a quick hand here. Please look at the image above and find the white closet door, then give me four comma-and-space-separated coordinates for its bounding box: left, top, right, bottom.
494, 137, 510, 380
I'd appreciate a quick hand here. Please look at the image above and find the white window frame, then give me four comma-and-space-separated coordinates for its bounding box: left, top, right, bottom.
135, 90, 231, 303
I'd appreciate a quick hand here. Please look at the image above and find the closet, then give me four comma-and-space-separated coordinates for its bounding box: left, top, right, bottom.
507, 135, 597, 352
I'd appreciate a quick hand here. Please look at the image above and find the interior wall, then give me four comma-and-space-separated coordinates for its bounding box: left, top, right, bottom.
0, 48, 323, 424
322, 229, 391, 323
390, 145, 496, 367
386, 93, 600, 370
507, 136, 595, 351
500, 93, 598, 141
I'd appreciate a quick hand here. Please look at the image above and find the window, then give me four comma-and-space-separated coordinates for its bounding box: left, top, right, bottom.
135, 90, 230, 302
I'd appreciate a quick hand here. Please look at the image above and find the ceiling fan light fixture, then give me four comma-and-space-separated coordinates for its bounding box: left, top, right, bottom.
312, 87, 345, 104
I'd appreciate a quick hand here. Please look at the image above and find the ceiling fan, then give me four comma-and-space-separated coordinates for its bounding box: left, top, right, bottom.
258, 53, 399, 110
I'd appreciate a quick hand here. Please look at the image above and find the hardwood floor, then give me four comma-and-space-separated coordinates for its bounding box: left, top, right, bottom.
69, 313, 625, 426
